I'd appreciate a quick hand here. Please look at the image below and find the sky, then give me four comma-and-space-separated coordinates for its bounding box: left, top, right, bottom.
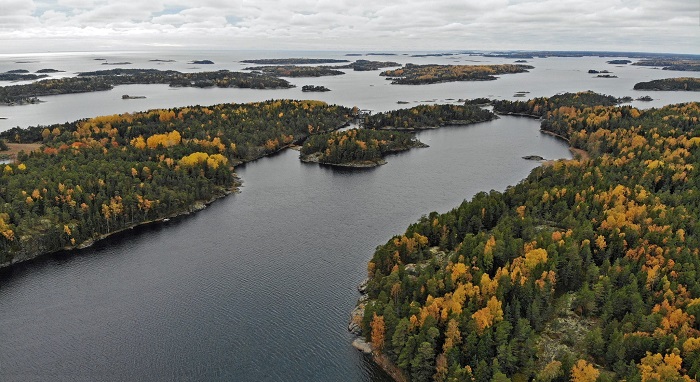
0, 0, 698, 54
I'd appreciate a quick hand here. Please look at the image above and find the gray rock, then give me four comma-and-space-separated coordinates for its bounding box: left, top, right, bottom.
352, 338, 373, 354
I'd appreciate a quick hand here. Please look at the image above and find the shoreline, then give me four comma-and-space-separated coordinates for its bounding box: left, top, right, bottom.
0, 184, 239, 269
0, 120, 351, 270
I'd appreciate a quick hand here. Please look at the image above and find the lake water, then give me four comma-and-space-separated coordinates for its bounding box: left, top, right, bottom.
0, 50, 699, 381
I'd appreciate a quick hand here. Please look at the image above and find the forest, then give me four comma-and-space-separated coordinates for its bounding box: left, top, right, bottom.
634, 78, 700, 92
0, 100, 353, 266
243, 65, 345, 77
0, 69, 292, 105
300, 128, 426, 167
240, 58, 349, 65
362, 104, 496, 130
359, 93, 700, 381
380, 64, 533, 85
632, 60, 700, 72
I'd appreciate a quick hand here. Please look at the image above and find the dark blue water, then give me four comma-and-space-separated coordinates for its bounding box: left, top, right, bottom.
0, 116, 570, 381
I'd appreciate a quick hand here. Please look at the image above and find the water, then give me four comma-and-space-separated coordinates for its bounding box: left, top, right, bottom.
2, 50, 699, 130
0, 50, 698, 381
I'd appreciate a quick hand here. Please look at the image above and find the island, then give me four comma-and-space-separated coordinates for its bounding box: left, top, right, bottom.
606, 59, 632, 64
0, 73, 49, 81
355, 93, 700, 382
0, 100, 353, 267
0, 68, 293, 105
301, 85, 330, 92
636, 95, 653, 101
240, 58, 349, 65
300, 128, 426, 167
362, 104, 496, 130
35, 69, 64, 73
380, 63, 533, 85
189, 60, 214, 64
335, 60, 401, 71
101, 62, 132, 65
244, 65, 345, 77
121, 94, 146, 99
596, 74, 618, 78
492, 91, 622, 117
632, 59, 700, 71
633, 77, 700, 91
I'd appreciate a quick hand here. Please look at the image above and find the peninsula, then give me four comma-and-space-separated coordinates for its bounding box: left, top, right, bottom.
0, 100, 353, 267
633, 77, 700, 91
357, 94, 700, 381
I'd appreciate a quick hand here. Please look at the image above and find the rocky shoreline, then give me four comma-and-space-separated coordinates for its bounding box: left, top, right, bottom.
0, 184, 239, 269
349, 278, 409, 382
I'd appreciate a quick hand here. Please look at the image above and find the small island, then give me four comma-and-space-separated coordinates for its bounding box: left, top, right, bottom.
36, 69, 64, 73
122, 94, 146, 99
301, 85, 330, 92
101, 62, 132, 65
244, 65, 345, 77
241, 58, 349, 65
596, 74, 618, 78
633, 77, 700, 91
300, 128, 426, 167
380, 63, 533, 85
189, 60, 214, 64
607, 59, 632, 64
362, 103, 496, 130
636, 95, 654, 101
335, 60, 401, 71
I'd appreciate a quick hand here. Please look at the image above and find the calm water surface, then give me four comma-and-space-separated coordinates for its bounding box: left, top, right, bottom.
0, 50, 697, 381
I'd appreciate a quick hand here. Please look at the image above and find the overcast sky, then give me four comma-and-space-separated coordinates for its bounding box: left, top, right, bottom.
1, 0, 698, 54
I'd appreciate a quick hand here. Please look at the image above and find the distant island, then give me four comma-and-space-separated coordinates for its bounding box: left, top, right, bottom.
301, 85, 330, 92
0, 73, 49, 81
36, 69, 64, 73
102, 62, 132, 65
300, 128, 426, 167
362, 104, 496, 130
633, 77, 700, 91
632, 59, 700, 71
606, 59, 632, 64
244, 65, 345, 77
380, 63, 533, 85
335, 60, 400, 71
636, 95, 653, 101
189, 60, 214, 64
121, 94, 146, 99
0, 68, 292, 105
241, 58, 349, 65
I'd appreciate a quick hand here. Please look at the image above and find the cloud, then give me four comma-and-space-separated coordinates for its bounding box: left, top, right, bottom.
0, 0, 697, 53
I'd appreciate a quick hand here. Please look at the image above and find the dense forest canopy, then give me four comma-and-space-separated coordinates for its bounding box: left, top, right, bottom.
634, 78, 700, 92
0, 100, 352, 265
362, 104, 496, 130
360, 94, 700, 381
380, 64, 533, 85
300, 128, 425, 167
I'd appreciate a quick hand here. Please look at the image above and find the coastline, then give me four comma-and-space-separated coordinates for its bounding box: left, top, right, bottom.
0, 121, 352, 270
0, 183, 239, 269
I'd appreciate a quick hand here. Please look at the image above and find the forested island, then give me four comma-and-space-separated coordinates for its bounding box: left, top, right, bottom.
0, 72, 49, 81
300, 129, 426, 167
301, 85, 330, 92
634, 78, 700, 91
241, 58, 349, 65
362, 104, 496, 130
244, 65, 345, 77
355, 93, 700, 381
0, 69, 292, 105
632, 60, 700, 71
0, 100, 353, 266
380, 64, 533, 85
335, 60, 401, 71
607, 60, 632, 65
